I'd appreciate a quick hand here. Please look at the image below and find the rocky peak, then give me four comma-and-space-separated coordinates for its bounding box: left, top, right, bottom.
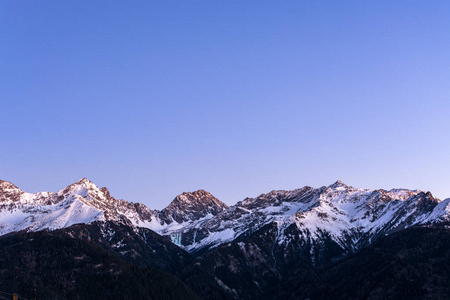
59, 178, 109, 199
0, 180, 24, 202
100, 187, 112, 200
76, 177, 91, 184
73, 177, 99, 190
170, 190, 226, 208
0, 180, 21, 190
237, 186, 315, 210
52, 178, 122, 218
328, 180, 349, 189
160, 190, 228, 224
413, 191, 440, 210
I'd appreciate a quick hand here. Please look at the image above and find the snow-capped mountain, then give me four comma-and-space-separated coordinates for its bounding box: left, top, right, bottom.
0, 178, 102, 235
1, 178, 450, 255
0, 178, 163, 235
170, 180, 450, 252
0, 178, 228, 242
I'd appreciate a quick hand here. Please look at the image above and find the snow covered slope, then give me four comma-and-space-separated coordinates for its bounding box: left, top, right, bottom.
157, 181, 450, 252
1, 178, 450, 254
0, 178, 228, 243
0, 178, 104, 235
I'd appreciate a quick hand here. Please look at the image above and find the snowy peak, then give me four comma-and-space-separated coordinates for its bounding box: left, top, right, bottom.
59, 178, 100, 196
160, 190, 229, 224
57, 179, 161, 227
56, 178, 121, 215
0, 178, 154, 236
0, 180, 58, 207
74, 177, 93, 185
0, 178, 158, 237
0, 179, 21, 191
328, 180, 349, 189
0, 179, 106, 236
0, 180, 24, 202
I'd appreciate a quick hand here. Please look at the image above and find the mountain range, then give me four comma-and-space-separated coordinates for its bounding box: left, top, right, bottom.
1, 178, 450, 299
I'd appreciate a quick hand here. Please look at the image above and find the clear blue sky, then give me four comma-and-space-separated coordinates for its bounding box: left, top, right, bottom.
1, 1, 450, 209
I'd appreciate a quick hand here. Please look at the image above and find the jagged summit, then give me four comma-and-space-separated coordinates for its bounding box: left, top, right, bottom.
169, 189, 227, 207
65, 177, 99, 190
328, 180, 349, 189
100, 186, 112, 200
75, 177, 91, 184
0, 180, 25, 203
160, 189, 229, 224
178, 189, 215, 201
0, 179, 22, 191
0, 179, 13, 185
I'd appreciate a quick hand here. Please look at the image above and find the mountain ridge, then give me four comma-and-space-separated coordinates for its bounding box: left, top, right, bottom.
1, 178, 450, 254
3, 177, 450, 299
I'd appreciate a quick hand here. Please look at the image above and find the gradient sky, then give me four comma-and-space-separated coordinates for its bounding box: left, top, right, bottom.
1, 1, 450, 209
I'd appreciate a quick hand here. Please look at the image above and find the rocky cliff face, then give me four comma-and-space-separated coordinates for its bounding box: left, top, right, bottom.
160, 190, 229, 224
